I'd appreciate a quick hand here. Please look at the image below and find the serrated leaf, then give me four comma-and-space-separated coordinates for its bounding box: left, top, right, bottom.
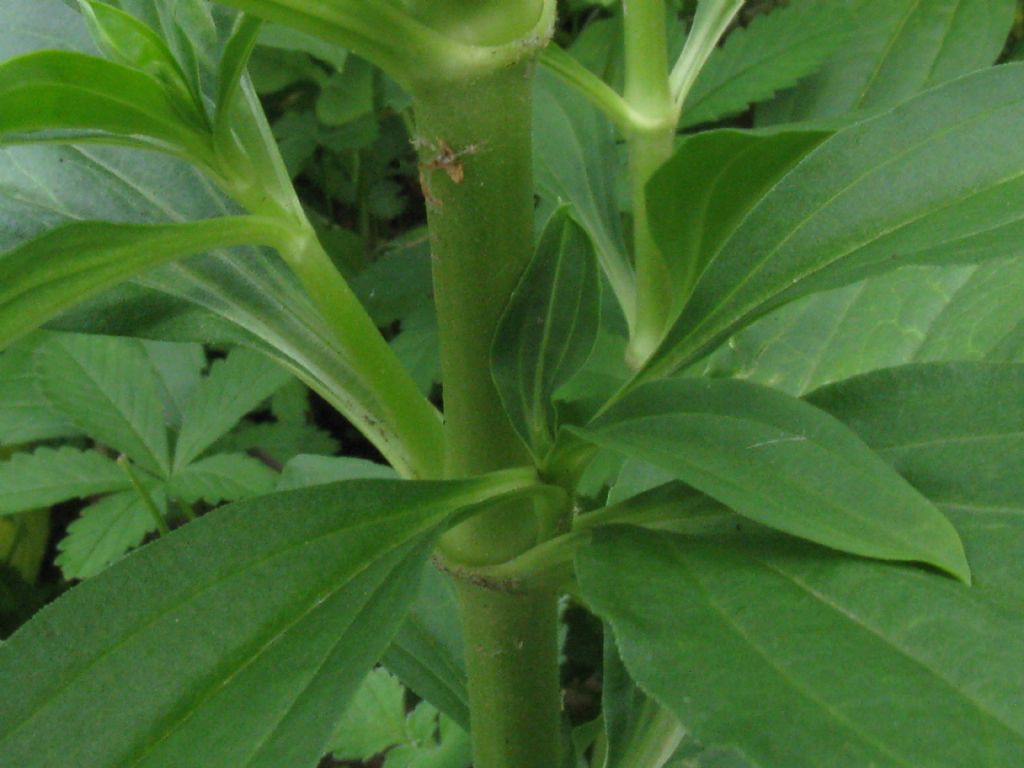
174, 347, 292, 470
34, 334, 171, 476
681, 0, 851, 128
277, 455, 396, 490
492, 209, 601, 458
578, 377, 970, 580
648, 64, 1024, 377
0, 336, 78, 445
215, 422, 339, 467
383, 566, 468, 729
0, 476, 510, 768
578, 525, 1024, 768
647, 128, 830, 319
0, 446, 129, 516
328, 668, 411, 761
142, 339, 206, 427
761, 0, 1017, 123
56, 488, 162, 580
0, 216, 288, 352
0, 50, 210, 159
167, 452, 276, 503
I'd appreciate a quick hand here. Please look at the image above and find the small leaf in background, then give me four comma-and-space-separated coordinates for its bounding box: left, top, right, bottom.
55, 487, 164, 581
681, 0, 851, 128
277, 454, 397, 490
35, 334, 171, 477
492, 208, 601, 458
173, 346, 292, 470
316, 57, 375, 127
579, 377, 970, 580
165, 452, 276, 504
0, 447, 129, 516
214, 422, 340, 468
0, 335, 78, 446
142, 339, 206, 428
0, 508, 49, 584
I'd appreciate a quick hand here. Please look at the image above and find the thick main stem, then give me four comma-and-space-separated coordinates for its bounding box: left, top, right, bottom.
413, 62, 562, 768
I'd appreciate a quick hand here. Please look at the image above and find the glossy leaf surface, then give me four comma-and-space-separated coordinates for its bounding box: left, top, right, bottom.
0, 478, 499, 767
648, 64, 1024, 377
578, 378, 969, 579
492, 209, 601, 458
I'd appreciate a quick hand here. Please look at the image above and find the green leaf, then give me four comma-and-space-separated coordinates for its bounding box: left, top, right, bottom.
316, 57, 375, 127
761, 0, 1018, 123
0, 50, 210, 159
35, 334, 171, 477
174, 346, 292, 470
0, 476, 507, 768
277, 455, 397, 490
215, 423, 340, 467
808, 362, 1024, 603
215, 13, 263, 135
56, 488, 163, 581
382, 715, 472, 768
383, 566, 469, 729
534, 70, 634, 324
256, 21, 349, 71
0, 215, 288, 353
143, 339, 207, 428
647, 64, 1024, 377
492, 209, 601, 459
76, 0, 198, 112
0, 0, 94, 59
577, 377, 970, 580
0, 335, 79, 445
578, 525, 1024, 768
0, 447, 129, 516
167, 452, 277, 503
647, 128, 830, 317
328, 667, 420, 761
680, 0, 851, 128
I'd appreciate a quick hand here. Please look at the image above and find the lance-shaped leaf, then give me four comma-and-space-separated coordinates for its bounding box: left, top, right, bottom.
0, 50, 211, 161
761, 0, 1017, 124
680, 0, 851, 128
575, 377, 970, 580
578, 525, 1024, 768
35, 334, 171, 477
0, 447, 129, 516
647, 128, 830, 318
0, 475, 521, 768
646, 64, 1024, 377
492, 209, 601, 458
0, 215, 288, 352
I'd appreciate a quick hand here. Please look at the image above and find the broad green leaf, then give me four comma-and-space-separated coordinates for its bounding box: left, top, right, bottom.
647, 64, 1024, 377
0, 215, 288, 352
77, 0, 197, 111
492, 209, 601, 458
35, 334, 171, 476
697, 257, 1024, 396
647, 128, 830, 317
808, 362, 1024, 603
0, 0, 94, 59
174, 346, 291, 470
761, 0, 1017, 123
0, 336, 78, 445
578, 525, 1024, 768
534, 70, 634, 325
55, 488, 163, 581
277, 454, 397, 490
383, 566, 469, 729
0, 50, 210, 159
680, 0, 851, 128
0, 447, 129, 516
166, 452, 276, 503
577, 377, 970, 580
0, 477, 506, 768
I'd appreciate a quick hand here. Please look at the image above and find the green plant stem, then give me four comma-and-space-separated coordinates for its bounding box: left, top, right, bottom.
622, 0, 677, 369
454, 580, 562, 768
411, 57, 562, 768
